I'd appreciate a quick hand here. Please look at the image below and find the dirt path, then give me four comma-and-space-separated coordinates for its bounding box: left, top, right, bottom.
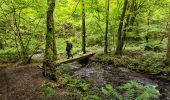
0, 62, 46, 100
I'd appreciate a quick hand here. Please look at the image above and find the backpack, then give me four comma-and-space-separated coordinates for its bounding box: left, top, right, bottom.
70, 43, 73, 49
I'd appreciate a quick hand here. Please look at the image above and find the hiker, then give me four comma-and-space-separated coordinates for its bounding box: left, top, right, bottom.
66, 41, 73, 59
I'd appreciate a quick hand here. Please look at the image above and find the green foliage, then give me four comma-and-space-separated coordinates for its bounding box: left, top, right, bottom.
82, 95, 100, 100
120, 81, 160, 100
40, 82, 56, 99
137, 52, 165, 73
142, 39, 167, 51
58, 74, 90, 92
93, 46, 169, 75
67, 76, 90, 91
0, 48, 19, 63
101, 81, 160, 100
98, 54, 115, 62
93, 53, 139, 68
0, 0, 170, 62
102, 84, 122, 100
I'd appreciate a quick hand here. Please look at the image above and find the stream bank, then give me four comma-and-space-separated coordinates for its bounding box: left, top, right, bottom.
57, 61, 170, 100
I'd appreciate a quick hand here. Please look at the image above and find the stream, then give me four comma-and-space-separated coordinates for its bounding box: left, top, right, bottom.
32, 53, 170, 100
58, 62, 170, 100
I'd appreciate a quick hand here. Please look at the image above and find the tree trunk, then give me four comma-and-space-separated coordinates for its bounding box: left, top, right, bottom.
129, 0, 137, 26
13, 9, 28, 63
115, 0, 128, 55
43, 0, 57, 80
104, 0, 110, 54
121, 14, 130, 50
82, 0, 86, 54
128, 0, 137, 32
167, 25, 170, 64
0, 40, 3, 49
146, 11, 151, 43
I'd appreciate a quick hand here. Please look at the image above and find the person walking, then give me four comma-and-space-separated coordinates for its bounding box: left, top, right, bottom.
66, 41, 73, 59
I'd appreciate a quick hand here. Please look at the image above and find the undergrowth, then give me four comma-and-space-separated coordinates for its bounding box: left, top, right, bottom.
40, 82, 56, 100
92, 50, 169, 76
102, 81, 160, 100
0, 48, 19, 63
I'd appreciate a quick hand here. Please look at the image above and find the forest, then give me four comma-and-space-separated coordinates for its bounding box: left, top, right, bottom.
0, 0, 170, 100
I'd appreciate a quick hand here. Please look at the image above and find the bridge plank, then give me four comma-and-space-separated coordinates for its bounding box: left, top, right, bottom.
54, 51, 96, 66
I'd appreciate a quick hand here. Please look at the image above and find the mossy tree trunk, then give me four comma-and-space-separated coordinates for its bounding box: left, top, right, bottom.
167, 25, 170, 64
115, 0, 128, 55
82, 0, 86, 54
104, 0, 110, 54
43, 0, 57, 80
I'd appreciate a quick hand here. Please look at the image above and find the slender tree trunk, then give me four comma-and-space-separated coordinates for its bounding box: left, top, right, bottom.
13, 9, 28, 63
0, 40, 3, 49
121, 14, 130, 50
128, 0, 137, 32
82, 0, 86, 54
104, 0, 110, 54
146, 11, 151, 43
43, 0, 57, 80
115, 0, 128, 55
129, 0, 137, 26
167, 25, 170, 64
121, 2, 131, 50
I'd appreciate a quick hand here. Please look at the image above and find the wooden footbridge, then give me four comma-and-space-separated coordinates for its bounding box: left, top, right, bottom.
32, 51, 96, 66
54, 51, 96, 66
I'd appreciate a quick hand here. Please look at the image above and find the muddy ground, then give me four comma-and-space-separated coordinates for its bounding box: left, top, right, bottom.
0, 62, 46, 100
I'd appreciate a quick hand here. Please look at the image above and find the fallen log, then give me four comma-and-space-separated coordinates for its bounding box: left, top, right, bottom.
54, 51, 96, 66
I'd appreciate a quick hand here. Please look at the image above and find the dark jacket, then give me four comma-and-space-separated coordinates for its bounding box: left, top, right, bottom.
66, 43, 72, 51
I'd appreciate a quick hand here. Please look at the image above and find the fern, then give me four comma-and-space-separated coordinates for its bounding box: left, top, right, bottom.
136, 86, 160, 100
120, 81, 160, 100
123, 89, 135, 100
102, 84, 122, 100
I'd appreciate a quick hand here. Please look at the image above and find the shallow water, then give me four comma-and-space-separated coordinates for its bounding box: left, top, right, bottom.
74, 66, 158, 88
72, 63, 170, 99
